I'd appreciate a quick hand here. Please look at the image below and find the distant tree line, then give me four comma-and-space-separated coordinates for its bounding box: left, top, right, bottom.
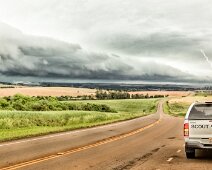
57, 95, 95, 101
96, 90, 130, 100
95, 90, 167, 100
29, 91, 166, 100
0, 86, 15, 88
131, 94, 165, 99
0, 91, 167, 110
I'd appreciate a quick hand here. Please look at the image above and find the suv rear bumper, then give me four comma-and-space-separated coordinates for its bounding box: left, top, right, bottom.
186, 141, 212, 150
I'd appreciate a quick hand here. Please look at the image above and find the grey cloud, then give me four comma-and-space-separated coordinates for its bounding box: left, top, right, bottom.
0, 22, 133, 79
95, 31, 207, 57
1, 0, 212, 82
0, 22, 206, 82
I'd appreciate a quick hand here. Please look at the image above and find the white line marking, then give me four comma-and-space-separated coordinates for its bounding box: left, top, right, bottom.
167, 157, 173, 162
0, 114, 159, 147
177, 149, 181, 153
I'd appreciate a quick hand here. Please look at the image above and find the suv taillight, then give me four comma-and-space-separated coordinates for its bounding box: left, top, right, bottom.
184, 123, 189, 137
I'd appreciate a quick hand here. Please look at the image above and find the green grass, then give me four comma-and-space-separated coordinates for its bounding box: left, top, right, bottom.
69, 99, 158, 114
163, 101, 190, 117
0, 99, 158, 141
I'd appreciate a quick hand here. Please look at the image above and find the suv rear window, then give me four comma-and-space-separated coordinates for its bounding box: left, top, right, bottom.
189, 104, 212, 120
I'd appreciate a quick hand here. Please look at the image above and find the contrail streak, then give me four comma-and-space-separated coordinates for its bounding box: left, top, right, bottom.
200, 49, 212, 68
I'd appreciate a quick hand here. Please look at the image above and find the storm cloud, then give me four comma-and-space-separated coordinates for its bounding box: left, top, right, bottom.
0, 22, 196, 82
0, 0, 212, 82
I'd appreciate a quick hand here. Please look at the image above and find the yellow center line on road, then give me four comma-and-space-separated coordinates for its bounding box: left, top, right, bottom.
0, 119, 161, 170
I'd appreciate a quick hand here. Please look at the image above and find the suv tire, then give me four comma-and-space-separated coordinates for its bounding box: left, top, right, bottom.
186, 150, 195, 159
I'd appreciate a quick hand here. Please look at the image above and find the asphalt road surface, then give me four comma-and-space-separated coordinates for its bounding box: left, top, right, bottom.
0, 101, 211, 170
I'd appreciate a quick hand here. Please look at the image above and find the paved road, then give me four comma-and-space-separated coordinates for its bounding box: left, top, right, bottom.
0, 101, 212, 170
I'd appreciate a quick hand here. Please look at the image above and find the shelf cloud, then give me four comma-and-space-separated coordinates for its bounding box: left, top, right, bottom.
0, 22, 195, 82
0, 0, 212, 82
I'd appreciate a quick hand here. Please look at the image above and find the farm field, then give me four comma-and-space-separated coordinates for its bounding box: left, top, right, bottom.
165, 94, 212, 117
129, 90, 191, 97
0, 87, 96, 97
68, 99, 158, 115
0, 86, 191, 98
169, 96, 212, 104
0, 99, 158, 141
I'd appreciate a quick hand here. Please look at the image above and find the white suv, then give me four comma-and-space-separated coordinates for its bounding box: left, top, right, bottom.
184, 102, 212, 158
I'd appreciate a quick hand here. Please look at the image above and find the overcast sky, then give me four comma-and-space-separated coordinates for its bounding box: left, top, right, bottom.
0, 0, 212, 83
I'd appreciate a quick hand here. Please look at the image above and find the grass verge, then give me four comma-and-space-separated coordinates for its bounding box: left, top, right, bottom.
163, 101, 190, 117
0, 99, 158, 142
